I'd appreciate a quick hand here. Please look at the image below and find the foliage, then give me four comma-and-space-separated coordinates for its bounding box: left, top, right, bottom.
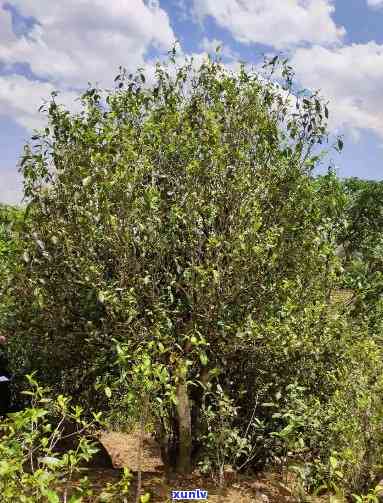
197, 383, 252, 480
0, 204, 24, 334
263, 330, 383, 498
336, 178, 383, 337
339, 178, 383, 267
98, 340, 175, 432
0, 204, 26, 409
0, 374, 132, 502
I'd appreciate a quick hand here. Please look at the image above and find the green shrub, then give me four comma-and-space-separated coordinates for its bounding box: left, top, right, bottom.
260, 327, 383, 498
8, 50, 342, 473
0, 374, 132, 502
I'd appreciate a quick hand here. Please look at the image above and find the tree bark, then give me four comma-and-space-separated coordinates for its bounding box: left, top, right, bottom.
135, 394, 148, 503
175, 362, 192, 474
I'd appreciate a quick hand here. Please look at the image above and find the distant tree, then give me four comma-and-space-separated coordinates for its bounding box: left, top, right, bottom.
0, 204, 24, 342
335, 178, 383, 334
339, 178, 383, 263
0, 204, 24, 411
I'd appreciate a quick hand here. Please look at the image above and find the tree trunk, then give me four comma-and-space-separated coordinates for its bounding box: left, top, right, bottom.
175, 362, 192, 474
135, 394, 148, 503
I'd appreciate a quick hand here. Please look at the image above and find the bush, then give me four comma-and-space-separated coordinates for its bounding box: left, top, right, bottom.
0, 374, 132, 502
255, 325, 383, 498
7, 50, 341, 473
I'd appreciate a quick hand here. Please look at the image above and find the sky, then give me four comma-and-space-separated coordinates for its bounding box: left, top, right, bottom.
0, 0, 382, 204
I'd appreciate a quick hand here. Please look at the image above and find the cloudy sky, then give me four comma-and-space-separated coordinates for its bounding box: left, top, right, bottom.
0, 0, 382, 204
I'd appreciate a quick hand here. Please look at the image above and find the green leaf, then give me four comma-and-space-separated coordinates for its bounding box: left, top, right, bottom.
42, 490, 60, 503
270, 55, 278, 66
38, 456, 61, 467
68, 496, 83, 503
82, 176, 92, 187
199, 351, 208, 366
329, 455, 338, 470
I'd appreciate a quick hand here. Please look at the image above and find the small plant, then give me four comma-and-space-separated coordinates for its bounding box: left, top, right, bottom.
99, 467, 134, 502
98, 340, 173, 500
352, 484, 383, 503
198, 383, 252, 500
0, 374, 132, 502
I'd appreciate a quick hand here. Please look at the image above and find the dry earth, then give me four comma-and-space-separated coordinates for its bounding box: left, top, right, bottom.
80, 431, 330, 502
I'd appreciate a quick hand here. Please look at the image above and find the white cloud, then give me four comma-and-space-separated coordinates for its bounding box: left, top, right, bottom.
0, 5, 16, 45
200, 37, 225, 53
0, 166, 23, 205
0, 0, 176, 89
291, 42, 383, 139
173, 0, 189, 21
0, 74, 80, 130
199, 37, 239, 59
367, 0, 383, 8
0, 0, 381, 169
192, 0, 345, 49
0, 0, 176, 131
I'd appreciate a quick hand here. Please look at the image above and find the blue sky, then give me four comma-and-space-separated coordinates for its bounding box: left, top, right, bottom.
0, 0, 382, 204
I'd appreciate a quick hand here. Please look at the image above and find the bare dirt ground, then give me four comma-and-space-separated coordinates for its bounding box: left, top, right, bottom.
83, 431, 329, 502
